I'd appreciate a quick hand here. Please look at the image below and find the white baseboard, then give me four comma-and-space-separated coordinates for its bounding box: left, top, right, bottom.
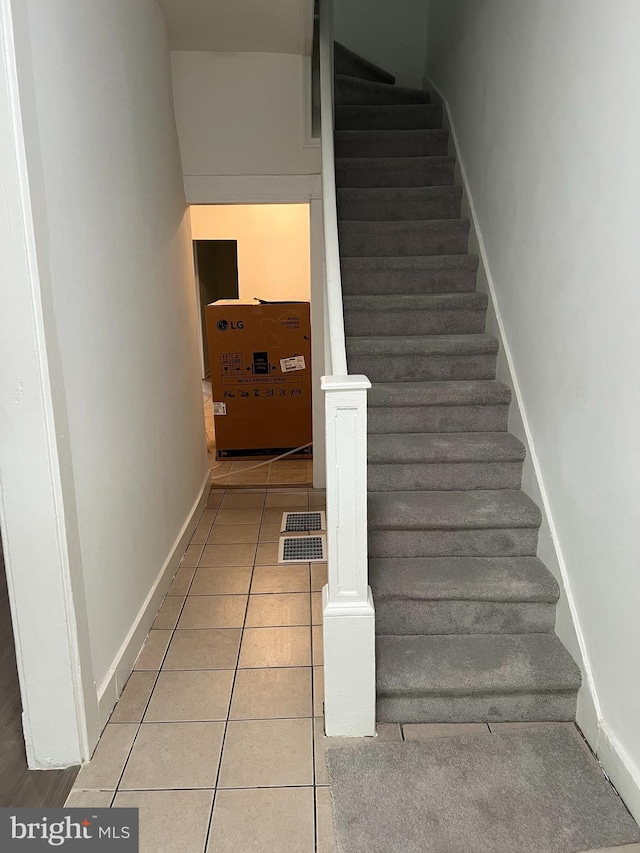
423, 74, 640, 820
95, 468, 210, 732
597, 722, 640, 824
184, 174, 322, 204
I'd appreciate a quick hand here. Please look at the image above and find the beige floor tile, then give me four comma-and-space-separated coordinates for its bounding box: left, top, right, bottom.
163, 629, 241, 670
199, 508, 218, 525
258, 523, 283, 542
230, 667, 312, 720
73, 724, 137, 791
265, 491, 308, 507
134, 630, 172, 670
251, 564, 310, 594
309, 490, 326, 507
207, 523, 260, 544
269, 471, 311, 485
120, 722, 224, 790
206, 490, 225, 507
403, 722, 490, 740
239, 627, 311, 668
65, 790, 114, 808
215, 508, 263, 525
190, 567, 252, 596
208, 787, 314, 853
145, 670, 234, 722
254, 542, 280, 565
114, 790, 214, 853
167, 565, 196, 596
261, 506, 306, 524
178, 595, 247, 629
313, 667, 324, 716
152, 596, 184, 630
311, 563, 328, 592
223, 488, 267, 494
245, 593, 311, 628
311, 592, 322, 625
316, 787, 338, 853
269, 461, 309, 472
190, 523, 213, 545
312, 625, 323, 665
488, 721, 577, 733
226, 470, 270, 486
210, 474, 229, 487
110, 672, 156, 724
181, 544, 204, 567
314, 718, 402, 785
220, 493, 265, 509
200, 543, 257, 568
218, 718, 313, 788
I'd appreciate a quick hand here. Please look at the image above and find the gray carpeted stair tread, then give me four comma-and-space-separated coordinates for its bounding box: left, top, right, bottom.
376, 634, 582, 696
335, 103, 443, 131
341, 254, 479, 294
336, 156, 455, 188
368, 489, 542, 530
368, 432, 525, 464
369, 556, 559, 603
335, 129, 449, 158
338, 186, 463, 221
347, 334, 498, 357
369, 380, 511, 408
344, 293, 487, 313
335, 74, 431, 106
338, 219, 470, 257
334, 42, 396, 85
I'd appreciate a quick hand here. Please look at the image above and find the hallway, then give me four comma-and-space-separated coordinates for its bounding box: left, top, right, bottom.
65, 487, 336, 852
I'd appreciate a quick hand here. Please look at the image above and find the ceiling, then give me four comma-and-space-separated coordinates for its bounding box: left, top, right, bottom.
156, 0, 313, 55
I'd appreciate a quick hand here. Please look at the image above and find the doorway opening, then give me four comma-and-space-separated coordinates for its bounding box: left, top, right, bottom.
190, 204, 313, 490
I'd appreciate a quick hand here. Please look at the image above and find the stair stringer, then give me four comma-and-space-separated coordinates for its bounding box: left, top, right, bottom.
423, 75, 599, 746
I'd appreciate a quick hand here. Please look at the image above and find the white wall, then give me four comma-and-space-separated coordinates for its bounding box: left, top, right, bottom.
191, 204, 311, 302
334, 0, 428, 88
14, 0, 208, 725
425, 0, 640, 816
172, 50, 320, 197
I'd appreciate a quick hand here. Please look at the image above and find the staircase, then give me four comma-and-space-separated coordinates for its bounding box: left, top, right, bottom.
334, 43, 582, 724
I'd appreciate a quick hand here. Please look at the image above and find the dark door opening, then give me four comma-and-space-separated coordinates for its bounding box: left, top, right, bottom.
194, 240, 239, 378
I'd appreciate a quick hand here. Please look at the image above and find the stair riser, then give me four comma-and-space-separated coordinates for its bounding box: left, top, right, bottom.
336, 162, 454, 188
341, 266, 478, 295
335, 134, 448, 159
376, 692, 578, 724
368, 528, 539, 558
338, 193, 462, 221
335, 105, 443, 130
345, 309, 485, 337
368, 405, 510, 434
335, 50, 395, 85
339, 223, 469, 257
347, 354, 497, 383
375, 600, 556, 635
368, 462, 523, 491
335, 80, 430, 106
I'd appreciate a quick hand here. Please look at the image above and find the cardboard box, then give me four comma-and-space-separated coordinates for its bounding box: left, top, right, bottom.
206, 300, 312, 460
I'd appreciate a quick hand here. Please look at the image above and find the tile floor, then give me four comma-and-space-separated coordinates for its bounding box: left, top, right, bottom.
65, 485, 640, 853
67, 487, 333, 853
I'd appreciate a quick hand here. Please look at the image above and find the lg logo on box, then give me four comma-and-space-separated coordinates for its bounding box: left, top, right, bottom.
216, 319, 244, 332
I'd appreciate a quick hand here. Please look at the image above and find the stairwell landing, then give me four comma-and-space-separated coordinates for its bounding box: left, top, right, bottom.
333, 43, 582, 724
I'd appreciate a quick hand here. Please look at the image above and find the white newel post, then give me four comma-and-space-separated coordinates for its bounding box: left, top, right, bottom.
321, 374, 376, 737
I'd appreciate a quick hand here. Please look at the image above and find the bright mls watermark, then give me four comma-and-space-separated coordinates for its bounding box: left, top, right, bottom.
0, 809, 138, 851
